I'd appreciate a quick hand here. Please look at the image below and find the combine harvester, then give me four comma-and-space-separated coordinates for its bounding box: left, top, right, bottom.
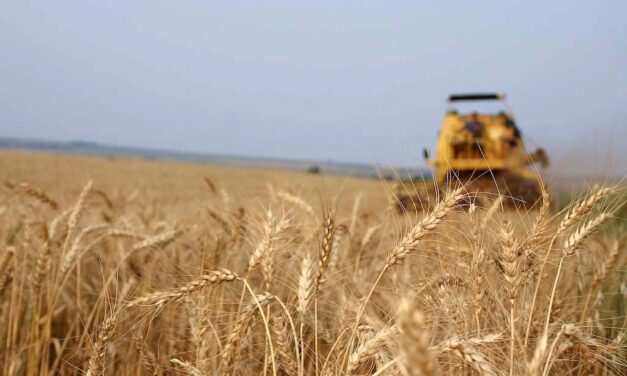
396, 93, 549, 212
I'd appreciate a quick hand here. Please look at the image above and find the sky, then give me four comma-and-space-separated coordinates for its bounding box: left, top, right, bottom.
1, 1, 626, 176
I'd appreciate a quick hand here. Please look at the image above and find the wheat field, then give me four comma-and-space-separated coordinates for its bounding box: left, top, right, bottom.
0, 150, 625, 376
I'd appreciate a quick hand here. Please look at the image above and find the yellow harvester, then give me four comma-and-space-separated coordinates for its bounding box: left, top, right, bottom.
396, 93, 548, 212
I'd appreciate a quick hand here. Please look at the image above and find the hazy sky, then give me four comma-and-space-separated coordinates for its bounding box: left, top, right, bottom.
1, 1, 626, 175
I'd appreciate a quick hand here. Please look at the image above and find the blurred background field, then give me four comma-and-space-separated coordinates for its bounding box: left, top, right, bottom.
0, 150, 390, 215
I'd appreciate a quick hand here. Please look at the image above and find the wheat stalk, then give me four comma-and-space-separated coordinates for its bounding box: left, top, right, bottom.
527, 329, 550, 376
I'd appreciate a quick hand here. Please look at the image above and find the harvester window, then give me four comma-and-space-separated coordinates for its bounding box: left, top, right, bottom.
464, 112, 484, 138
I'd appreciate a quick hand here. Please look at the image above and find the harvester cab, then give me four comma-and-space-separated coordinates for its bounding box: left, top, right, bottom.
396, 93, 549, 212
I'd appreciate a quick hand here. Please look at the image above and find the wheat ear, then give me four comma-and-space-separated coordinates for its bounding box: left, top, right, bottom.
562, 212, 611, 256
315, 210, 335, 292
68, 180, 93, 231
247, 211, 287, 274
386, 187, 465, 269
272, 316, 298, 376
86, 310, 119, 376
500, 220, 520, 376
31, 241, 51, 297
20, 182, 59, 210
203, 176, 217, 194
438, 338, 496, 376
132, 329, 159, 376
524, 186, 617, 347
544, 212, 612, 335
60, 224, 109, 274
171, 358, 207, 376
0, 247, 15, 295
345, 188, 465, 367
297, 253, 315, 316
347, 326, 396, 374
525, 187, 551, 246
578, 239, 622, 326
277, 191, 315, 218
127, 269, 238, 308
557, 186, 615, 235
480, 195, 502, 229
221, 293, 273, 376
399, 299, 434, 376
470, 223, 485, 329
130, 229, 178, 252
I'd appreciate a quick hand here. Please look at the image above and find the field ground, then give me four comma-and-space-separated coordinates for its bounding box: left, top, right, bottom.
0, 150, 390, 214
0, 150, 625, 375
